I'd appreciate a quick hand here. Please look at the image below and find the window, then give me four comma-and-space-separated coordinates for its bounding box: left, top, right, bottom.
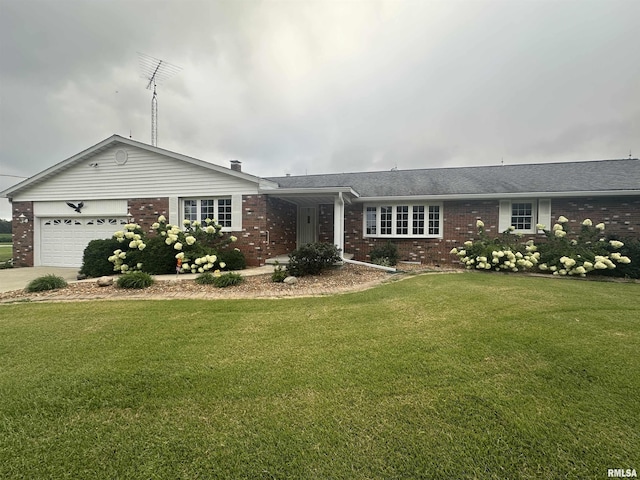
366, 207, 377, 235
182, 198, 233, 228
364, 203, 442, 237
380, 206, 392, 235
511, 202, 533, 231
217, 198, 232, 227
397, 206, 409, 235
498, 199, 551, 233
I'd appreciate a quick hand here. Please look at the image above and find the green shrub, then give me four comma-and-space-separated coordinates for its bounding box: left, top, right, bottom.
80, 238, 121, 277
287, 242, 341, 277
370, 241, 399, 266
212, 272, 244, 288
138, 235, 177, 274
116, 271, 155, 289
596, 236, 640, 279
271, 262, 288, 283
451, 218, 632, 277
25, 274, 68, 293
218, 248, 247, 270
195, 272, 244, 287
194, 272, 216, 285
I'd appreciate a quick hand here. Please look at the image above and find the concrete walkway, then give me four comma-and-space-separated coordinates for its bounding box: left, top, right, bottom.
0, 265, 274, 293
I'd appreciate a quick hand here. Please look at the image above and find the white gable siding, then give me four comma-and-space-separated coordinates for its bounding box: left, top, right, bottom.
12, 145, 259, 201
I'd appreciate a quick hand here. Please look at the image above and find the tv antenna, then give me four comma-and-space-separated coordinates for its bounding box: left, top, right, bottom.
138, 52, 182, 147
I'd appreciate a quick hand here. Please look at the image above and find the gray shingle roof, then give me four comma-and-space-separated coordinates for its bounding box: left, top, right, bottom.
266, 158, 640, 197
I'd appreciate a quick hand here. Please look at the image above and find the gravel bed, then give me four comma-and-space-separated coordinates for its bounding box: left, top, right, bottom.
0, 263, 443, 304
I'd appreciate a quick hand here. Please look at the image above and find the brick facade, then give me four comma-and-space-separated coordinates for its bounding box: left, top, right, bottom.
550, 196, 640, 238
235, 195, 297, 267
11, 201, 34, 267
8, 194, 640, 268
340, 197, 640, 266
128, 197, 169, 235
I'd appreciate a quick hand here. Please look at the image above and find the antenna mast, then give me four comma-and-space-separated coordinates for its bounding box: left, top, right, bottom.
138, 53, 182, 147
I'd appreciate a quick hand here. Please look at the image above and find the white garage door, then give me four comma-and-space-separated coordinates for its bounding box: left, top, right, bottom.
40, 218, 128, 267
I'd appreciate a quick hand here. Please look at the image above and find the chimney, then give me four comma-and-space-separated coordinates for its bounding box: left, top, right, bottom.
230, 160, 242, 172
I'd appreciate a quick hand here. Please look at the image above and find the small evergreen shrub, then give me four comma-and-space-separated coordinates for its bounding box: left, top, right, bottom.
81, 238, 121, 277
212, 272, 244, 288
272, 262, 288, 283
116, 271, 155, 289
218, 248, 247, 270
287, 242, 341, 277
195, 272, 244, 287
370, 241, 399, 266
25, 274, 68, 292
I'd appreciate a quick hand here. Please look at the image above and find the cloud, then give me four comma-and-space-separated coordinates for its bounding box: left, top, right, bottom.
1, 0, 639, 219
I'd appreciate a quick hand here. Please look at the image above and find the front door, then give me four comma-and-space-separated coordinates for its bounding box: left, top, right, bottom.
297, 206, 317, 247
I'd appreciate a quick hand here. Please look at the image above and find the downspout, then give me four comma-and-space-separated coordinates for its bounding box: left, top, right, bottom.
334, 192, 345, 259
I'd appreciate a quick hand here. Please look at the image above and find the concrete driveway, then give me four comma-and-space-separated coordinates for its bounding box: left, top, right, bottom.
0, 267, 80, 293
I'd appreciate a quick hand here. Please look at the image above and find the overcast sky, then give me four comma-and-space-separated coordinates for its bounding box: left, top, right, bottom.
1, 0, 639, 220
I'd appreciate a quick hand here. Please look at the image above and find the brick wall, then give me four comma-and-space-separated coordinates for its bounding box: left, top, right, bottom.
550, 196, 640, 238
318, 204, 335, 244
128, 197, 169, 235
11, 201, 34, 267
343, 196, 640, 266
265, 197, 297, 258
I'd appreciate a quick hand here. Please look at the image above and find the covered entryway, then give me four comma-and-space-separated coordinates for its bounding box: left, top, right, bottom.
261, 186, 359, 258
40, 217, 128, 267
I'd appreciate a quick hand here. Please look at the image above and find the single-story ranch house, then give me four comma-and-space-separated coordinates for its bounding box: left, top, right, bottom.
3, 134, 640, 268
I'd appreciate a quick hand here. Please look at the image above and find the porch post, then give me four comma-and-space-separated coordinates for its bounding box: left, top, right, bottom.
333, 192, 345, 258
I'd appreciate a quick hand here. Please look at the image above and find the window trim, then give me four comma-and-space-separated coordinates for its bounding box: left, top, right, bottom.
181, 197, 234, 231
363, 202, 443, 238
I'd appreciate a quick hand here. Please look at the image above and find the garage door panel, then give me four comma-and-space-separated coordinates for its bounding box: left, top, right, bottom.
40, 217, 128, 267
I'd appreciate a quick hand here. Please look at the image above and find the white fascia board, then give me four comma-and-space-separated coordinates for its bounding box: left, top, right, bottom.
356, 190, 640, 202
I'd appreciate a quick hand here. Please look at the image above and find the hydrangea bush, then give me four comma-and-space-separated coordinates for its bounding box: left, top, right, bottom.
108, 215, 239, 275
450, 220, 539, 272
451, 218, 631, 277
536, 216, 629, 276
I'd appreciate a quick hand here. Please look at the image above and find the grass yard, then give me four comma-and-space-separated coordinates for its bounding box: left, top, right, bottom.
0, 243, 12, 263
1, 273, 638, 479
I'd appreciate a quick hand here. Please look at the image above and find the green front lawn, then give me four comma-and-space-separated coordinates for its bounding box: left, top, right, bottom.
1, 273, 638, 479
0, 243, 12, 263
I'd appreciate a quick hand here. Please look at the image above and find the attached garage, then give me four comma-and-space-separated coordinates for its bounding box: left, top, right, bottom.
39, 217, 128, 267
